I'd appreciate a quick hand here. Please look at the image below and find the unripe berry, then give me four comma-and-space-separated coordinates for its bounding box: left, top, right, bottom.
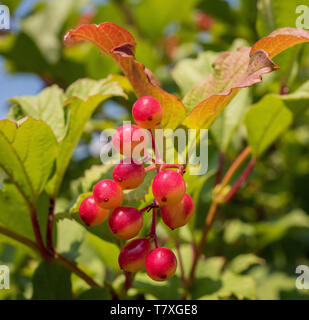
113, 160, 145, 190
79, 195, 109, 226
118, 238, 151, 272
132, 96, 162, 129
112, 124, 149, 158
152, 170, 186, 205
93, 179, 123, 210
161, 194, 194, 229
109, 206, 143, 240
145, 247, 177, 281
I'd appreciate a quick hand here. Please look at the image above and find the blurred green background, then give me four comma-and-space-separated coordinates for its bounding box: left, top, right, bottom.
0, 0, 309, 300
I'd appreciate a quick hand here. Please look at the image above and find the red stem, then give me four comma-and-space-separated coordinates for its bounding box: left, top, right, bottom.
30, 207, 53, 262
215, 152, 225, 185
46, 198, 55, 254
224, 157, 256, 203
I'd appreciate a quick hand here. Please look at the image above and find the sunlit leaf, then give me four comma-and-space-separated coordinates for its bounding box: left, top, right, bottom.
64, 22, 186, 129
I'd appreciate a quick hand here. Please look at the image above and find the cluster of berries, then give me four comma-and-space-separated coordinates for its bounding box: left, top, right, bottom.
79, 96, 194, 282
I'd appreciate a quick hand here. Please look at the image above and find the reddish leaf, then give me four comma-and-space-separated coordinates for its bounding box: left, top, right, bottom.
251, 28, 309, 58
64, 22, 185, 129
183, 28, 309, 129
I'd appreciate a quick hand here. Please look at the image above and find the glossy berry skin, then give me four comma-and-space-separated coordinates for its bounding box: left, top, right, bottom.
145, 247, 177, 281
118, 238, 152, 272
79, 195, 109, 226
152, 170, 186, 205
113, 160, 145, 190
112, 124, 149, 158
132, 96, 162, 129
109, 206, 143, 240
93, 179, 123, 210
161, 194, 194, 229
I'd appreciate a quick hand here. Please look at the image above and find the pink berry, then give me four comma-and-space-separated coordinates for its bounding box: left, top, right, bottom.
152, 170, 186, 205
93, 179, 123, 210
113, 160, 145, 190
109, 206, 143, 240
161, 194, 194, 229
132, 96, 162, 129
118, 238, 152, 272
112, 124, 149, 158
145, 247, 177, 281
79, 195, 109, 226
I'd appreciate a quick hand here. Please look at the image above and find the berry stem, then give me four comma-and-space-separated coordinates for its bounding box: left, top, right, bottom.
140, 202, 159, 213
150, 207, 159, 248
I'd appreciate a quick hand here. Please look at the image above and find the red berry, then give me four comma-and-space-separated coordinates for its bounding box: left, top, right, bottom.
118, 238, 152, 272
161, 194, 194, 229
152, 170, 186, 205
93, 179, 123, 210
79, 195, 109, 226
112, 124, 149, 158
132, 96, 162, 129
145, 247, 177, 281
113, 160, 145, 190
109, 206, 143, 240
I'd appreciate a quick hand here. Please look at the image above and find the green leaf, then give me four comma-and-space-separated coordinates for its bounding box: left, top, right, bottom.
134, 0, 200, 41
280, 81, 309, 117
0, 182, 33, 240
211, 88, 251, 151
192, 257, 256, 300
46, 78, 126, 197
228, 254, 264, 274
86, 233, 120, 272
133, 272, 181, 300
32, 262, 72, 300
21, 0, 79, 63
70, 193, 120, 246
256, 0, 309, 37
9, 85, 66, 140
171, 51, 218, 96
244, 95, 293, 156
0, 118, 57, 204
77, 288, 111, 300
124, 170, 155, 203
70, 164, 114, 197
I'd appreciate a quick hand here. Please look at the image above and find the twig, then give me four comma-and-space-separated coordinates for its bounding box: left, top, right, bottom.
46, 198, 55, 254
30, 207, 53, 262
0, 225, 39, 252
215, 151, 225, 185
224, 157, 256, 203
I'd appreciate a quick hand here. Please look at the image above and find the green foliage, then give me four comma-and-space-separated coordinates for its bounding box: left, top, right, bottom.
244, 95, 293, 156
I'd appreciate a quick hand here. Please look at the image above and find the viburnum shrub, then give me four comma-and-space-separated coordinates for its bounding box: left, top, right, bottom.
79, 96, 190, 281
1, 19, 309, 300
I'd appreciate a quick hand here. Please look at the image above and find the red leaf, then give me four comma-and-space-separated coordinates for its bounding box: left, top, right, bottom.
64, 22, 185, 129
